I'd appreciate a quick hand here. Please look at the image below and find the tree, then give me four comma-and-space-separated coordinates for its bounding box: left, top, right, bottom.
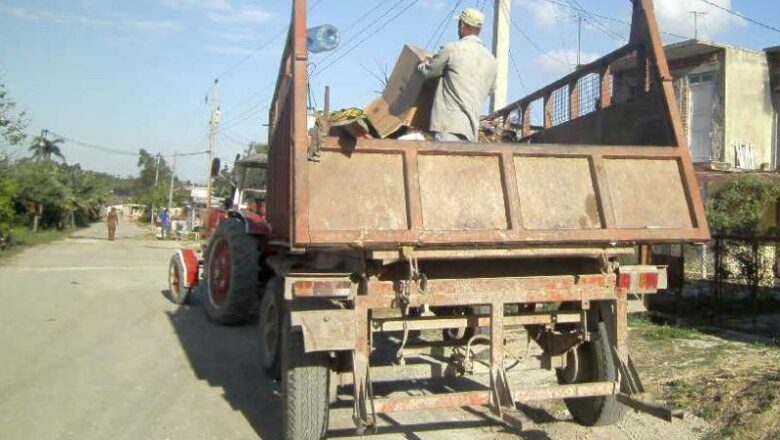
706, 174, 780, 236
0, 72, 27, 150
249, 142, 268, 154
29, 135, 66, 162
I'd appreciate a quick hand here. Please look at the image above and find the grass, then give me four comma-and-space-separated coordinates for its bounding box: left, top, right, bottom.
629, 314, 701, 340
630, 314, 780, 439
0, 226, 73, 261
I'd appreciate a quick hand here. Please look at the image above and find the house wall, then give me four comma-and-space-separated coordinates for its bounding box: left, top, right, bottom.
723, 47, 774, 169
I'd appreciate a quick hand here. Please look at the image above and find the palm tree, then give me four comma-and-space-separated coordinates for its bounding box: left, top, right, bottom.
29, 136, 66, 162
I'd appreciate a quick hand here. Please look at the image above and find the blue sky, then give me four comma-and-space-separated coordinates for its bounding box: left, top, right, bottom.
1, 0, 778, 181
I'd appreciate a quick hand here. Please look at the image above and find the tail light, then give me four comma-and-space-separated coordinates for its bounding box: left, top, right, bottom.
617, 266, 667, 294
292, 280, 352, 298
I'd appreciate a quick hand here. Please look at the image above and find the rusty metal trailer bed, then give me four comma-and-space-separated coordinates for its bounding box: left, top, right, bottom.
254, 0, 709, 438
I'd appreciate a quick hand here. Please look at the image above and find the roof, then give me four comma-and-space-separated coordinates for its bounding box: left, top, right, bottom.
235, 153, 268, 167
664, 39, 765, 61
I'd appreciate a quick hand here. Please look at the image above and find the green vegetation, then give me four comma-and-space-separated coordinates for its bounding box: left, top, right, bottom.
628, 314, 700, 340
706, 174, 780, 236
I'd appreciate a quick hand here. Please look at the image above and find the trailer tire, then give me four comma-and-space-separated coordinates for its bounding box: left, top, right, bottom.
203, 218, 260, 325
556, 322, 626, 426
168, 254, 191, 305
258, 276, 283, 379
282, 313, 330, 440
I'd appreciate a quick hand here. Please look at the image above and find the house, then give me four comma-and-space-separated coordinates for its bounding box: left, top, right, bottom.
663, 40, 778, 170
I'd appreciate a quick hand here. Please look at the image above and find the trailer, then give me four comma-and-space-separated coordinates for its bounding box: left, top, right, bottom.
182, 0, 710, 438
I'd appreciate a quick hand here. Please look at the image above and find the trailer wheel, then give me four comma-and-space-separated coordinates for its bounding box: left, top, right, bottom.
556, 322, 626, 426
282, 313, 330, 440
258, 276, 283, 379
168, 254, 191, 305
204, 218, 260, 325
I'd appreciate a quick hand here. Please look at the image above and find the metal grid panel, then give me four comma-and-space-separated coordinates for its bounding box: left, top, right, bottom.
548, 86, 570, 127
578, 73, 602, 116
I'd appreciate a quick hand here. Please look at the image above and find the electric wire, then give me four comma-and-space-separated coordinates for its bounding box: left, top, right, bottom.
46, 131, 208, 158
426, 0, 465, 51
698, 0, 780, 35
312, 0, 423, 77
312, 0, 412, 72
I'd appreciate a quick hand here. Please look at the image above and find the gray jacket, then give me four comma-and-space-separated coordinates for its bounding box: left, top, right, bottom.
419, 35, 497, 141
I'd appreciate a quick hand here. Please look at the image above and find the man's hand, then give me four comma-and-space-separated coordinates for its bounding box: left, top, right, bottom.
417, 57, 432, 73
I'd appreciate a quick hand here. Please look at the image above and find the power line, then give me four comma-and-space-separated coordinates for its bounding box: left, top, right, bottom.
46, 131, 208, 158
508, 49, 528, 93
313, 0, 411, 71
698, 0, 780, 35
426, 0, 465, 50
212, 0, 328, 82
532, 0, 690, 40
313, 0, 423, 77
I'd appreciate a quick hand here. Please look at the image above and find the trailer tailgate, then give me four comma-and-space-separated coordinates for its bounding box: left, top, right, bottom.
298, 139, 708, 248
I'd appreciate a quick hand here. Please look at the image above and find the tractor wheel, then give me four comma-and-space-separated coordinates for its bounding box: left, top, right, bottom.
168, 254, 192, 305
282, 313, 330, 440
203, 218, 260, 325
258, 276, 283, 379
556, 321, 626, 426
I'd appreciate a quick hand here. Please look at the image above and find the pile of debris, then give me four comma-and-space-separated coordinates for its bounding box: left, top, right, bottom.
321, 44, 508, 144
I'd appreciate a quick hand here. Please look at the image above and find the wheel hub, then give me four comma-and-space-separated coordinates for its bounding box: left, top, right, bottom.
208, 239, 231, 307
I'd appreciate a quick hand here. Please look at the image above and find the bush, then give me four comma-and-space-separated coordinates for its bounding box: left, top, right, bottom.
706, 174, 780, 236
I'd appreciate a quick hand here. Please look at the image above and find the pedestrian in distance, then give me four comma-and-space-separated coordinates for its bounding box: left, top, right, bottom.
193, 213, 202, 241
107, 207, 119, 241
159, 209, 171, 240
417, 8, 497, 142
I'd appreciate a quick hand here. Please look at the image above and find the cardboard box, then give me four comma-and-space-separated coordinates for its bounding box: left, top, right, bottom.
364, 45, 438, 138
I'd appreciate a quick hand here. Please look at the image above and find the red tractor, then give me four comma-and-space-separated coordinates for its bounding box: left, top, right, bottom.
168, 153, 270, 325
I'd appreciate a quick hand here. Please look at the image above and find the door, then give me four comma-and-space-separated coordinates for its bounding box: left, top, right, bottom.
688, 73, 716, 162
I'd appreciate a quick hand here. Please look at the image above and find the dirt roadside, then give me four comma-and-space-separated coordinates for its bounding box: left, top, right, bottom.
0, 219, 757, 439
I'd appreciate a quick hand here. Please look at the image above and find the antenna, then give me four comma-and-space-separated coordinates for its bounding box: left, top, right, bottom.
690, 11, 707, 40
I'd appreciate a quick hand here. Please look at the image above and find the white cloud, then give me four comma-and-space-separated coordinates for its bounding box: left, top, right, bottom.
206, 28, 262, 42
203, 45, 253, 55
162, 0, 273, 24
514, 0, 564, 27
654, 0, 745, 39
535, 49, 599, 76
206, 6, 272, 24
420, 0, 447, 11
1, 6, 182, 32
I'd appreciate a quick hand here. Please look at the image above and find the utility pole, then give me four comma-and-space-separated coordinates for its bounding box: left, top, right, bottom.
690, 11, 707, 40
490, 0, 511, 113
167, 151, 177, 213
206, 79, 220, 217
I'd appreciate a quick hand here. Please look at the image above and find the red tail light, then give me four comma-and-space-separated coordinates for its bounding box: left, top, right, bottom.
292, 280, 352, 298
617, 266, 666, 293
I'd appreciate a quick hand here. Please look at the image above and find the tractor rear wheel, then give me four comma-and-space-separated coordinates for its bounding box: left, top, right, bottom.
204, 218, 260, 325
282, 313, 330, 440
556, 321, 626, 426
258, 276, 283, 379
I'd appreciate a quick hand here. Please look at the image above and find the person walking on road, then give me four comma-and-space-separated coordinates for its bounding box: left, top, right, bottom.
158, 209, 171, 240
417, 8, 497, 142
107, 207, 119, 241
193, 213, 202, 241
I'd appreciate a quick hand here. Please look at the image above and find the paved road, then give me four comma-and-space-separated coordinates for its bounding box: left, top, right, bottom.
0, 220, 709, 439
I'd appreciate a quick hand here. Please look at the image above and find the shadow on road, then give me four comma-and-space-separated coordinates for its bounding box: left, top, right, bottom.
163, 288, 557, 440
164, 288, 282, 440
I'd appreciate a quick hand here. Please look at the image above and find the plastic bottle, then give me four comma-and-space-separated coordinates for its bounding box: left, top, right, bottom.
307, 24, 340, 53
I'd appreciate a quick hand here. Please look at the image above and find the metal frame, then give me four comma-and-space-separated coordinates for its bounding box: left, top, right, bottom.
266, 0, 709, 251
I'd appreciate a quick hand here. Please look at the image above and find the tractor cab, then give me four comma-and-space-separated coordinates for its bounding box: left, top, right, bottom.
231, 153, 268, 219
